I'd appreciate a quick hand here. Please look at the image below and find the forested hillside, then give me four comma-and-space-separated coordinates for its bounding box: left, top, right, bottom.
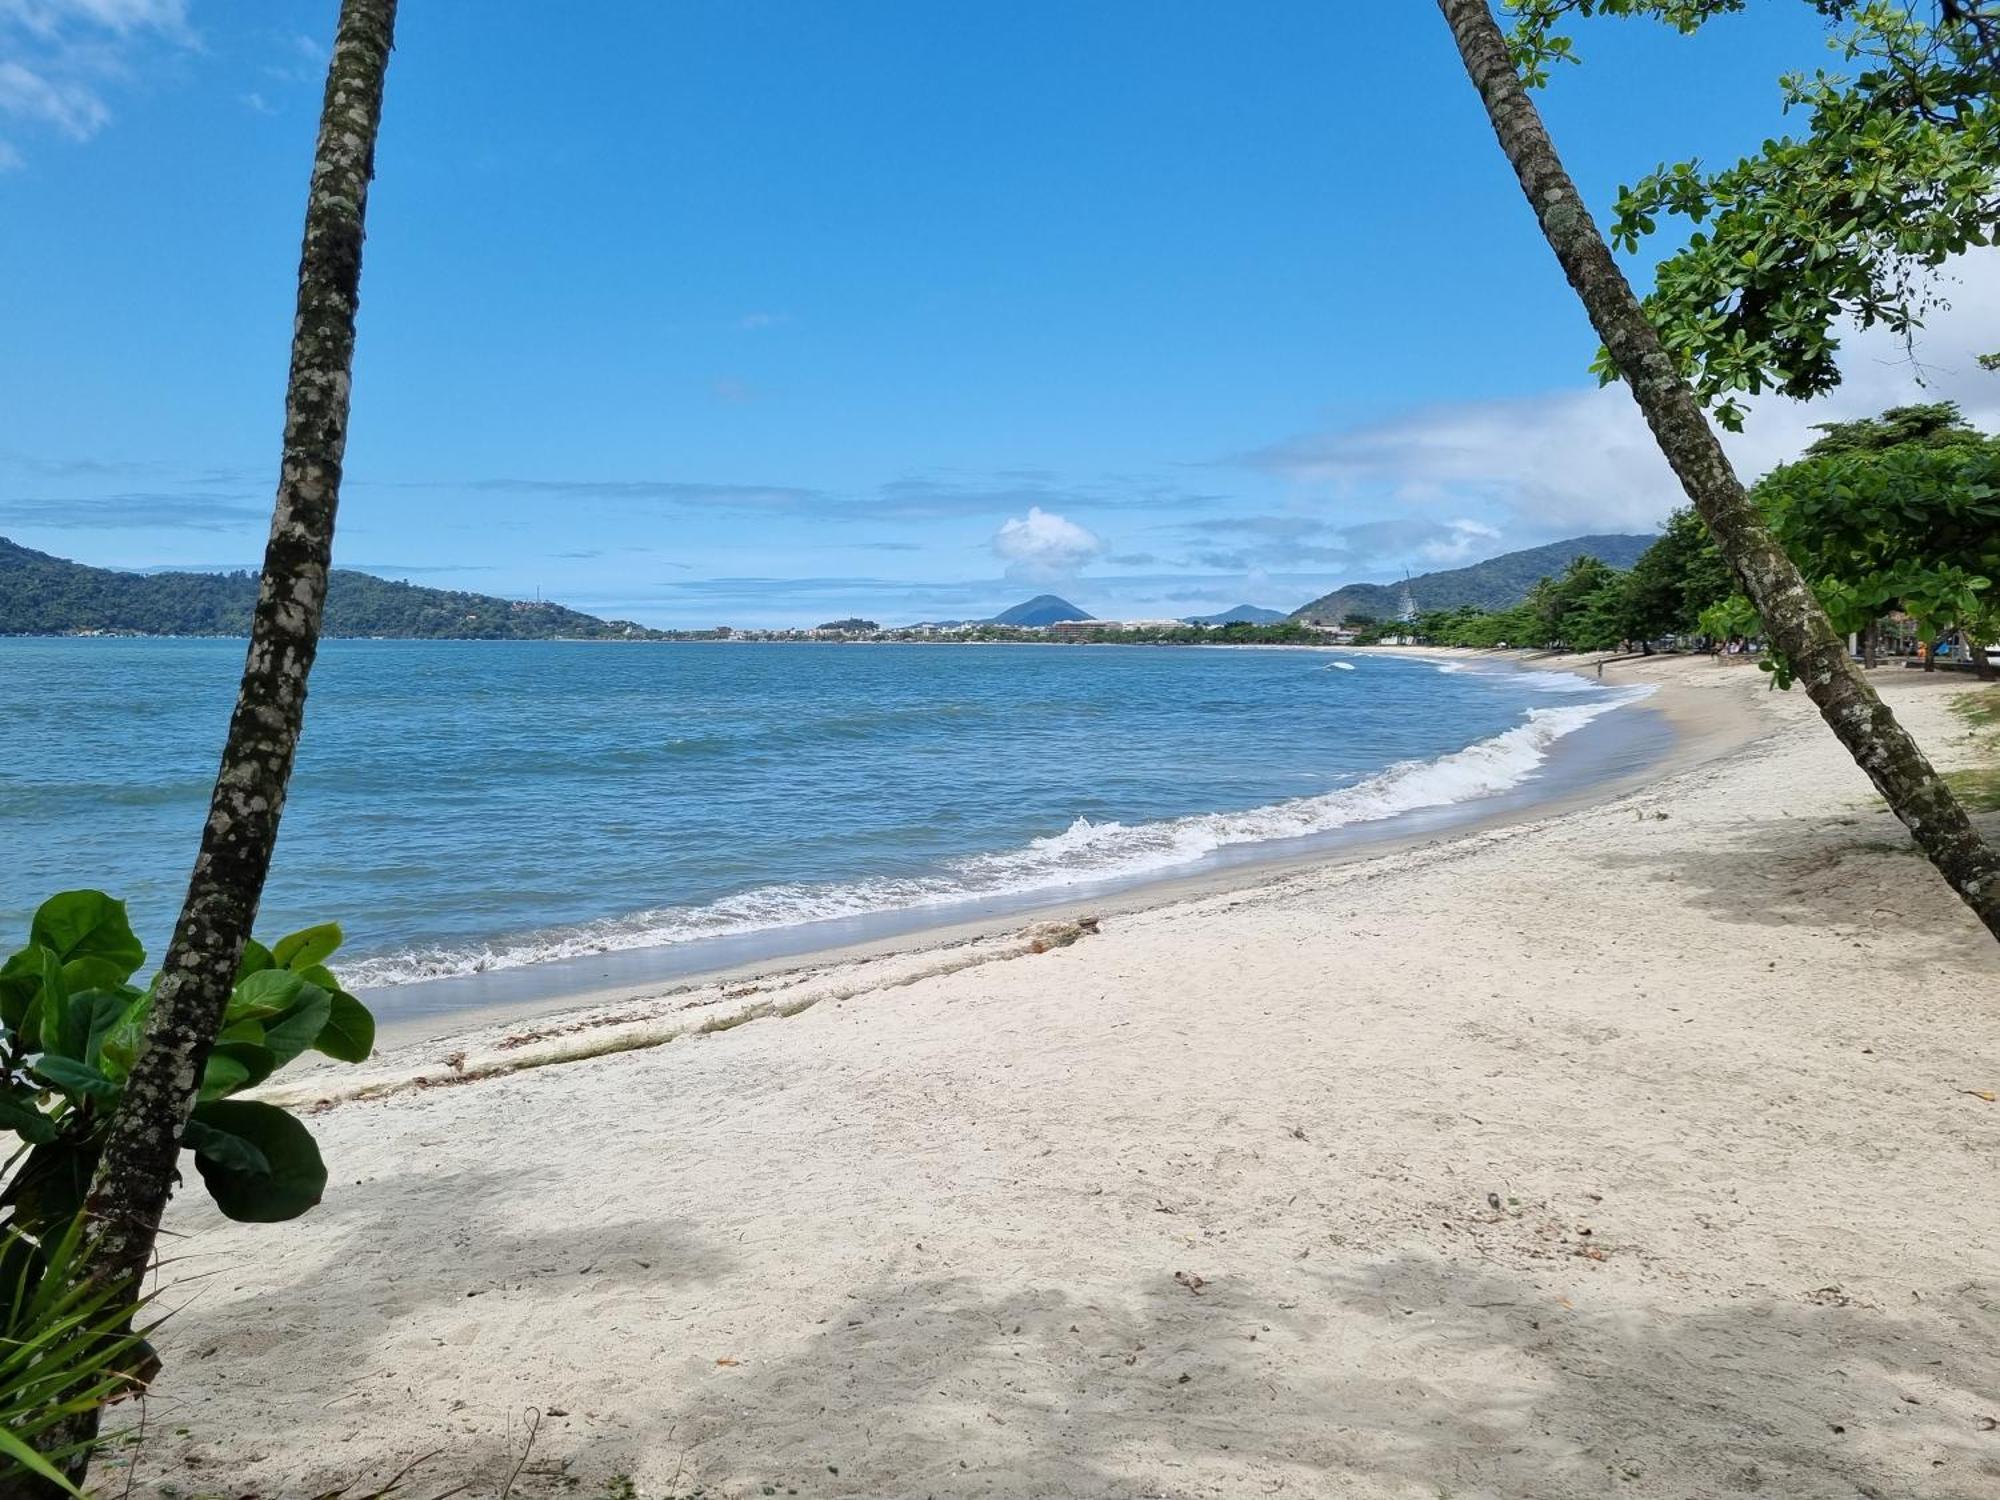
1290, 534, 1655, 623
0, 539, 663, 639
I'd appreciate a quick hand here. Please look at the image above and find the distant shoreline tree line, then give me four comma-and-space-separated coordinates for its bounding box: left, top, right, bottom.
1375, 404, 1997, 681
0, 543, 665, 641
871, 619, 1327, 646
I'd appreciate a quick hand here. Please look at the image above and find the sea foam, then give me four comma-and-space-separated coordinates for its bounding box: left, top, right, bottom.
344, 677, 1654, 987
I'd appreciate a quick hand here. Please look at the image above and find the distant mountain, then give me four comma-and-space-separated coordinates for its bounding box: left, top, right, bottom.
1183, 604, 1289, 626
988, 594, 1093, 627
1290, 534, 1657, 624
0, 537, 664, 640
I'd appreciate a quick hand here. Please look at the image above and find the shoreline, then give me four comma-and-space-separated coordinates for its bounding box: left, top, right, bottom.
353, 647, 1756, 1052
303, 648, 1769, 1087
130, 651, 2000, 1500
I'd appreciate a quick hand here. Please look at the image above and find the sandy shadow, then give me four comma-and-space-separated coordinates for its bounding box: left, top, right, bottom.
1591, 802, 2000, 964
1302, 1254, 2000, 1499
361, 1256, 2000, 1499
114, 1168, 734, 1496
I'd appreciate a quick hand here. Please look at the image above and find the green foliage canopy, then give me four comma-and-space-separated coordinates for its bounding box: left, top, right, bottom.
1710, 401, 1999, 670
1508, 0, 2000, 430
1619, 506, 1737, 636
1412, 551, 1680, 650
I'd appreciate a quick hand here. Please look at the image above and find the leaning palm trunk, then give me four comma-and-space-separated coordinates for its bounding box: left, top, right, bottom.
5, 5, 400, 1493
81, 0, 399, 1295
80, 0, 398, 1299
1435, 0, 2000, 942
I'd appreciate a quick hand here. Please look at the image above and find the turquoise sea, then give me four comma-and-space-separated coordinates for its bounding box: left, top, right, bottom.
0, 639, 1663, 1023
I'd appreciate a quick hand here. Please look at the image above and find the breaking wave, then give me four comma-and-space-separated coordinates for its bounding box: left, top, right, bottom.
344, 679, 1654, 988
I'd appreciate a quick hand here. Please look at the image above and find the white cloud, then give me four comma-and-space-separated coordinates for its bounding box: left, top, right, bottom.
1180, 514, 1524, 576
0, 1, 187, 35
1242, 256, 2000, 542
1420, 518, 1501, 565
0, 0, 190, 164
0, 58, 108, 138
0, 138, 20, 170
993, 506, 1105, 582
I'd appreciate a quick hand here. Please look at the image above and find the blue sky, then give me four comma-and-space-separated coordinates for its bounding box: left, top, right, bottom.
3, 1, 1995, 627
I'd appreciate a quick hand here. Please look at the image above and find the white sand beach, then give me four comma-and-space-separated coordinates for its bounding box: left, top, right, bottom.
119, 654, 2000, 1500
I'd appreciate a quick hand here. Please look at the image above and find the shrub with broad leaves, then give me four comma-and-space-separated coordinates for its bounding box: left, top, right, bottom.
0, 891, 376, 1236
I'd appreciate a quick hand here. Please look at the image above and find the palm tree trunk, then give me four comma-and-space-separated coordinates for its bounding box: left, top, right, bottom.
1435, 0, 2000, 942
3, 10, 400, 1493
79, 0, 398, 1294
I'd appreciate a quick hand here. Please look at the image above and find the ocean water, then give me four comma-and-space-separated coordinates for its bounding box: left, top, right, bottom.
0, 639, 1660, 1019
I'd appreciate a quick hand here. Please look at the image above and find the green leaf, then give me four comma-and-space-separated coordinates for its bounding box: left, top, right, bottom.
271, 923, 342, 972
0, 1422, 85, 1496
0, 947, 40, 1035
181, 1115, 270, 1179
93, 994, 151, 1083
234, 937, 274, 982
312, 987, 376, 1064
29, 892, 144, 981
199, 1059, 247, 1098
225, 967, 303, 1024
185, 1100, 327, 1223
0, 1091, 57, 1146
259, 984, 332, 1068
56, 988, 130, 1069
3, 1140, 94, 1237
32, 947, 68, 1060
58, 955, 131, 996
198, 1042, 277, 1102
31, 1055, 118, 1103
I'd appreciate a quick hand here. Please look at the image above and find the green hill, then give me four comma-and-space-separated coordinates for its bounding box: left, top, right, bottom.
0, 538, 663, 640
1183, 604, 1289, 625
989, 594, 1093, 626
1290, 533, 1656, 624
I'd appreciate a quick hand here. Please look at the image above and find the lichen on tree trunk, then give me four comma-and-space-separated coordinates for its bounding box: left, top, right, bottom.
4, 8, 401, 1494
1435, 0, 2000, 942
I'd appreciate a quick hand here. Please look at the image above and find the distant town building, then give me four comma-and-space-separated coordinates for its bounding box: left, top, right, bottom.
1047, 618, 1185, 640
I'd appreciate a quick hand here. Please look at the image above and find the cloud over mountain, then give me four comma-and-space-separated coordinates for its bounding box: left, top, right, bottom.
1235, 256, 2000, 544
993, 506, 1105, 582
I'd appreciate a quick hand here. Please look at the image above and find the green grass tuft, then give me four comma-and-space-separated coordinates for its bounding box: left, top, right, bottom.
1950, 685, 2000, 729
1943, 767, 2000, 811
